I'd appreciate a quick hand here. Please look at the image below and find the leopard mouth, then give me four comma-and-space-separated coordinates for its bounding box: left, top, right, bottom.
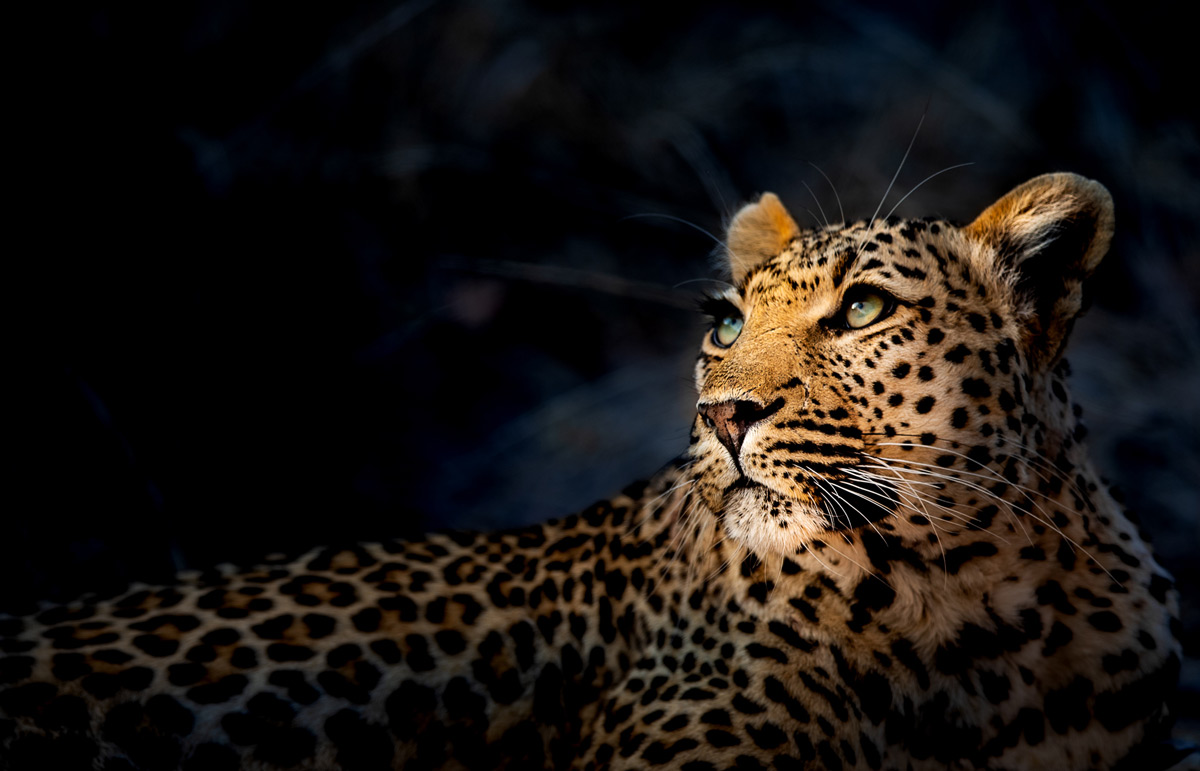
726, 475, 764, 493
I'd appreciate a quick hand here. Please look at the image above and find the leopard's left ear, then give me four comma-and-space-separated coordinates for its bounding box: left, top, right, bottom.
965, 172, 1114, 368
725, 192, 800, 285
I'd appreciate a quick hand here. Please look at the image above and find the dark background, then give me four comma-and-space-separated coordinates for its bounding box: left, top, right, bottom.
12, 0, 1198, 744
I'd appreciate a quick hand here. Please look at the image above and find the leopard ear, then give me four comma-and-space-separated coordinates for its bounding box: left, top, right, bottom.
965, 173, 1114, 368
725, 193, 800, 284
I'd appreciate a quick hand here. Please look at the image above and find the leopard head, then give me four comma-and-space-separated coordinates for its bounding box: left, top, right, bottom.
689, 174, 1114, 558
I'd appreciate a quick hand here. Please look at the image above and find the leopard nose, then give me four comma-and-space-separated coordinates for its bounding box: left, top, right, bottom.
698, 397, 784, 459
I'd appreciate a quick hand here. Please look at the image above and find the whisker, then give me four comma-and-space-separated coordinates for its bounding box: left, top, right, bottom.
673, 277, 736, 292
808, 162, 845, 227
870, 443, 1061, 507
634, 471, 700, 530
801, 181, 830, 229
882, 163, 975, 221
868, 111, 925, 229
823, 478, 894, 542
622, 212, 723, 248
862, 429, 1092, 504
860, 453, 1118, 583
839, 466, 980, 530
801, 208, 826, 230
841, 467, 1015, 544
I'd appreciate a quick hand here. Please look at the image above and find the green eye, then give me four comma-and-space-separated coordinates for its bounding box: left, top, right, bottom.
842, 288, 890, 329
713, 315, 743, 347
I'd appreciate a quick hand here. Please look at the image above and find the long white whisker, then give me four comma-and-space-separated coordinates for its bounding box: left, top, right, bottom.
866, 429, 1091, 502
883, 163, 975, 221
834, 472, 960, 570
840, 468, 1015, 545
862, 454, 1117, 583
809, 162, 845, 227
673, 277, 736, 292
791, 466, 890, 548
802, 181, 830, 228
838, 467, 982, 531
822, 476, 890, 541
870, 443, 1061, 509
868, 112, 924, 228
623, 212, 722, 248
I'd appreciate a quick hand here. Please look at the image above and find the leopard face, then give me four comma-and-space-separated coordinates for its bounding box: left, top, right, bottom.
688, 176, 1113, 561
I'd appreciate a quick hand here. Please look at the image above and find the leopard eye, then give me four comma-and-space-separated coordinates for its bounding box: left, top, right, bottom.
713, 315, 744, 347
841, 287, 892, 329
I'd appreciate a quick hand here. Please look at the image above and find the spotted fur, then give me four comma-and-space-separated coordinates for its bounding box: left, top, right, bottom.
0, 174, 1182, 770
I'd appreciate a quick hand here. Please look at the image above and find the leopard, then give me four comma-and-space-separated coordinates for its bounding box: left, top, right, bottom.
0, 173, 1185, 770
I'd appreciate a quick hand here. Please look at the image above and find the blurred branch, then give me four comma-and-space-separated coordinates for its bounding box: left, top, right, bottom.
190, 0, 440, 188
819, 0, 1037, 152
438, 256, 698, 309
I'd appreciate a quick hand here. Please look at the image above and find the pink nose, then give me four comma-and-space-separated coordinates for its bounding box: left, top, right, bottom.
697, 398, 783, 459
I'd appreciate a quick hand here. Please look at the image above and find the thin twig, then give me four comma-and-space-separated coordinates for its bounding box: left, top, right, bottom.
438, 256, 697, 309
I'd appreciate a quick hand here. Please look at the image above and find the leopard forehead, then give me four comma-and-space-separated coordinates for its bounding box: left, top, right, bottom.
744, 217, 986, 309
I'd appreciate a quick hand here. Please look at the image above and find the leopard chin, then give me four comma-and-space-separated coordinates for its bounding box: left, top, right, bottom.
721, 473, 900, 556
720, 482, 834, 557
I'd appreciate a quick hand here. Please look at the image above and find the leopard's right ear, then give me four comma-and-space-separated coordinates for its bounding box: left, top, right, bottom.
964, 173, 1114, 369
725, 193, 799, 285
